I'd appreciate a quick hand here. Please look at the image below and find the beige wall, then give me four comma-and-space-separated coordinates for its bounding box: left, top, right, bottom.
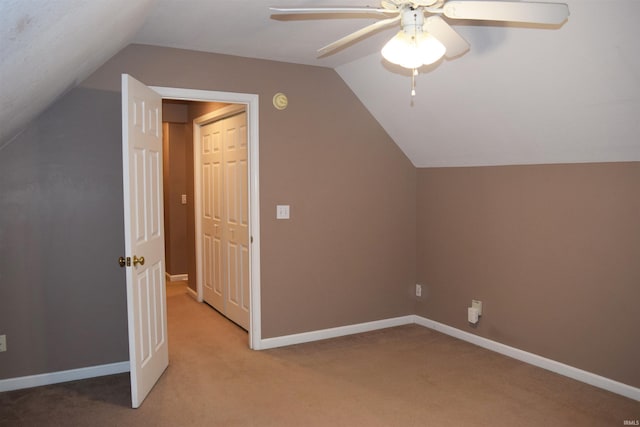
4, 41, 636, 391
0, 44, 415, 380
81, 44, 417, 338
415, 162, 640, 387
162, 121, 189, 276
1, 88, 128, 379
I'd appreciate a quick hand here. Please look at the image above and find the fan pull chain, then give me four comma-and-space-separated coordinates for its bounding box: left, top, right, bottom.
411, 68, 417, 97
411, 12, 418, 97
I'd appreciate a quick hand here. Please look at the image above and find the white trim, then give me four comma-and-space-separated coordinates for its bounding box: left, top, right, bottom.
3, 316, 637, 401
412, 315, 640, 401
194, 104, 246, 126
151, 86, 261, 350
192, 115, 204, 303
256, 313, 638, 401
257, 316, 414, 350
0, 361, 129, 393
187, 286, 198, 301
165, 273, 188, 282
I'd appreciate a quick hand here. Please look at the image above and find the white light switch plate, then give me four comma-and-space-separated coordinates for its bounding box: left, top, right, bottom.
0, 335, 6, 352
181, 194, 187, 205
276, 205, 290, 219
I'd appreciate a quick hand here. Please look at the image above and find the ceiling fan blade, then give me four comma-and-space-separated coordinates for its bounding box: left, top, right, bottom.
318, 15, 401, 56
270, 7, 392, 15
424, 15, 470, 58
443, 1, 569, 24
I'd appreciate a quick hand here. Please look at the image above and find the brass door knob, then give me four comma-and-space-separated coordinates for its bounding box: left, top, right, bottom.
133, 255, 145, 266
118, 256, 131, 267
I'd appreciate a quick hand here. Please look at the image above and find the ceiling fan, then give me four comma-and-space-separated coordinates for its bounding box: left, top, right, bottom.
270, 1, 570, 70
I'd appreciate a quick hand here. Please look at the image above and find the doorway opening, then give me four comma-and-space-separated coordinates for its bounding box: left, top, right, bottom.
155, 86, 261, 350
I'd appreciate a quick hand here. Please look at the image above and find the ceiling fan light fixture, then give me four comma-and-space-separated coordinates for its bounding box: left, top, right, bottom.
382, 30, 446, 69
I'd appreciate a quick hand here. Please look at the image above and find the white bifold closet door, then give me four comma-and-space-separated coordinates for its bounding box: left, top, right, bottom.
200, 112, 250, 330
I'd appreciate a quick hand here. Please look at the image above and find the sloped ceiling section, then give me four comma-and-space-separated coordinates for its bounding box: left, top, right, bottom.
0, 0, 157, 147
337, 0, 640, 167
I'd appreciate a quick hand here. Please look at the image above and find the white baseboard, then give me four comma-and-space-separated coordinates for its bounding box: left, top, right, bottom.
187, 286, 198, 301
0, 361, 129, 393
258, 315, 414, 350
412, 315, 640, 402
2, 316, 637, 402
165, 273, 188, 282
257, 314, 638, 401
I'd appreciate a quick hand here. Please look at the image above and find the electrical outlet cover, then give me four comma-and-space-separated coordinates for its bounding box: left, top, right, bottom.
471, 300, 482, 316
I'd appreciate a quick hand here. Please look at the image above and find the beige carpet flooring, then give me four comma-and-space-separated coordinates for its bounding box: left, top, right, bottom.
1, 281, 638, 426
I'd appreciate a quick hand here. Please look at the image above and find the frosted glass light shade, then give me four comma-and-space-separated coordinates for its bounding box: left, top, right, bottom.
382, 30, 446, 69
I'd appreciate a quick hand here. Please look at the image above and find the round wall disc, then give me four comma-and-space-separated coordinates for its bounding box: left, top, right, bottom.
273, 92, 288, 110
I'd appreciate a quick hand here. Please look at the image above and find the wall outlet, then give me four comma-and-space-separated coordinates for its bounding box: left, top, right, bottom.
415, 284, 422, 297
471, 300, 482, 316
0, 335, 6, 352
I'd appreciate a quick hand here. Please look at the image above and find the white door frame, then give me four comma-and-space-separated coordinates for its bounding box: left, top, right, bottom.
152, 86, 261, 350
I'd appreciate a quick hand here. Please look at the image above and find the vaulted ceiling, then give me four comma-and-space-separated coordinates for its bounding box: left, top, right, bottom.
2, 0, 639, 166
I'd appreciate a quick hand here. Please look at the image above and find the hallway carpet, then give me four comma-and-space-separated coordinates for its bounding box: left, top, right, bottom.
1, 282, 638, 426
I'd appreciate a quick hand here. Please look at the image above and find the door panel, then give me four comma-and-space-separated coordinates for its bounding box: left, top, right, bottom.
122, 74, 168, 409
201, 121, 224, 311
222, 112, 249, 329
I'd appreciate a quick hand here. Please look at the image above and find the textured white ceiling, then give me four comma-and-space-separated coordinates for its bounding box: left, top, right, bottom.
132, 0, 398, 68
0, 0, 156, 147
2, 0, 639, 166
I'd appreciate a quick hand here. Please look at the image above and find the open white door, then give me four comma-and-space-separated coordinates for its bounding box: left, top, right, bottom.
121, 74, 168, 408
